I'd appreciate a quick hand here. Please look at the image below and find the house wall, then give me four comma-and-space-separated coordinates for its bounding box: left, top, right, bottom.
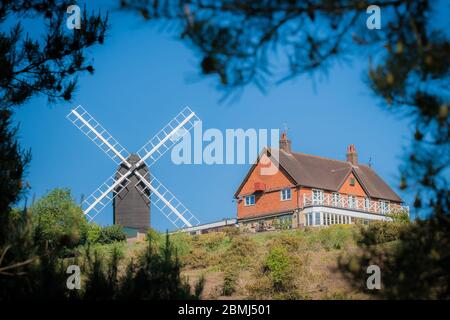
237, 158, 298, 219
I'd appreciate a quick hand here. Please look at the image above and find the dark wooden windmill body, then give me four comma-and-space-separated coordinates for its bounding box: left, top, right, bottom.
113, 154, 150, 233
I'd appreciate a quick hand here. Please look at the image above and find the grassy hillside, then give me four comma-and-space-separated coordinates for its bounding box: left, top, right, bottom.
109, 225, 376, 300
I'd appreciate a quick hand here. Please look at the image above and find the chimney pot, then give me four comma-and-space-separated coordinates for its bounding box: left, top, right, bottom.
280, 132, 292, 153
346, 144, 358, 165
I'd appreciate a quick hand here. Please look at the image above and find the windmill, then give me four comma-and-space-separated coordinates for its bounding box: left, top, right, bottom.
66, 106, 200, 232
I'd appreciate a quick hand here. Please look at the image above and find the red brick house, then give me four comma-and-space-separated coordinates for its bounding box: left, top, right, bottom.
234, 133, 409, 232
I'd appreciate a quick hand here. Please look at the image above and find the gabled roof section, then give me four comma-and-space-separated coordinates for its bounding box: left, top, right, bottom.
233, 148, 296, 198
353, 165, 403, 202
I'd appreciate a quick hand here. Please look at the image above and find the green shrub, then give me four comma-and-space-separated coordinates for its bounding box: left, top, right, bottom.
97, 225, 127, 244
388, 209, 410, 224
247, 245, 306, 299
222, 266, 239, 296
221, 236, 257, 268
222, 226, 240, 237
192, 232, 228, 251
267, 233, 303, 251
357, 221, 404, 246
86, 223, 102, 244
307, 225, 356, 250
116, 234, 203, 299
228, 236, 257, 256
183, 232, 228, 269
264, 246, 292, 288
31, 188, 89, 252
187, 247, 208, 268
167, 232, 192, 257
83, 244, 123, 300
146, 228, 163, 242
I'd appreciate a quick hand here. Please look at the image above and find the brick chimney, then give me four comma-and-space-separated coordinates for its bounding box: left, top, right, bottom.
346, 144, 358, 165
280, 132, 292, 153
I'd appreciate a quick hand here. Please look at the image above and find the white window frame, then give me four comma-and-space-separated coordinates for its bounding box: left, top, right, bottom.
312, 189, 324, 205
244, 195, 255, 206
348, 195, 356, 208
364, 198, 371, 211
280, 188, 292, 201
379, 200, 390, 214
332, 192, 340, 206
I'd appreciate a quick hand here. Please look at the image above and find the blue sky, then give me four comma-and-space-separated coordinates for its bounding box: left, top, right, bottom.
12, 1, 426, 230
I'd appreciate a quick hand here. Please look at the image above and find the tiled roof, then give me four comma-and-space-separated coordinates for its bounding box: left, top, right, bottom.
277, 149, 403, 202
234, 148, 403, 203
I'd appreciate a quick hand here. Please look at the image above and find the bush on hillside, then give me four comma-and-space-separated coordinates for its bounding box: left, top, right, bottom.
186, 247, 216, 269
267, 233, 303, 251
31, 189, 89, 253
221, 236, 257, 267
247, 245, 307, 299
264, 246, 292, 289
306, 225, 356, 250
222, 226, 241, 237
191, 232, 228, 251
388, 208, 410, 224
357, 221, 404, 246
86, 223, 102, 244
166, 232, 192, 257
97, 225, 127, 244
222, 265, 239, 296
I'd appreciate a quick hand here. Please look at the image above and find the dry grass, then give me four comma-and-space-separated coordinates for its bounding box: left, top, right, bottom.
96, 226, 375, 300
174, 226, 370, 299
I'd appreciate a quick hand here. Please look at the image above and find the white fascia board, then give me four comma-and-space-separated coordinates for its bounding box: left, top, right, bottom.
302, 206, 393, 222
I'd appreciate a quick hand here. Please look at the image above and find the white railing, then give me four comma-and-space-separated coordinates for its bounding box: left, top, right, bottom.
303, 193, 409, 215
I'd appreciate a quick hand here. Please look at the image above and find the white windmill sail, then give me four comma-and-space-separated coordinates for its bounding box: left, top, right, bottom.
82, 171, 131, 221
67, 105, 131, 167
135, 172, 200, 228
135, 107, 199, 168
67, 105, 134, 218
67, 105, 201, 229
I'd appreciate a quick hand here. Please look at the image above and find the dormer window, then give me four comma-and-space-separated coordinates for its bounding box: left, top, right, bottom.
244, 195, 255, 206
280, 188, 292, 201
349, 178, 356, 186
